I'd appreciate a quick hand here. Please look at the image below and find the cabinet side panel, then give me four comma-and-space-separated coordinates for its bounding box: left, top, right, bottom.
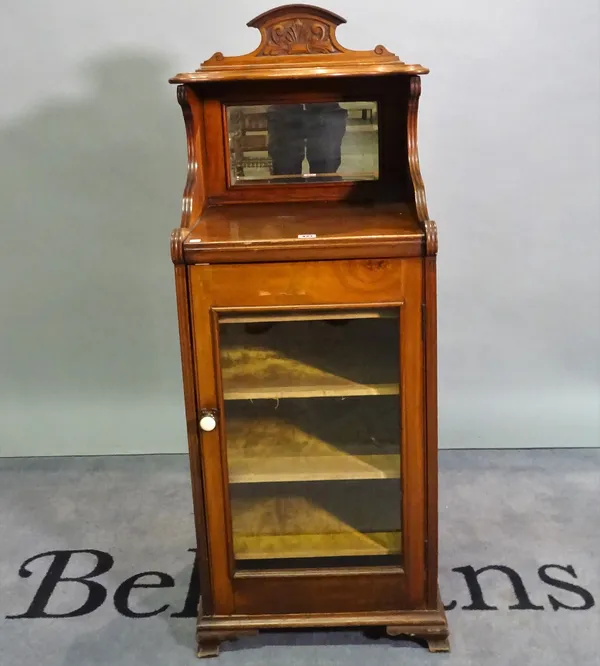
424, 256, 439, 608
174, 265, 212, 612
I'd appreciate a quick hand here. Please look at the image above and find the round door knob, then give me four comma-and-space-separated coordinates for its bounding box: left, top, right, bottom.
199, 414, 217, 432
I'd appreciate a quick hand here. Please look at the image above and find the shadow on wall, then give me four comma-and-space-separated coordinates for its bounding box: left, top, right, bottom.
0, 53, 186, 408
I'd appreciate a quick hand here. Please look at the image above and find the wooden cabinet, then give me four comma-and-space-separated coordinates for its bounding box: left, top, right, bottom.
170, 4, 449, 657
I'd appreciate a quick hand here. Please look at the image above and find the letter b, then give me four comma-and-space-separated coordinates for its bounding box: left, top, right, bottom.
7, 549, 113, 619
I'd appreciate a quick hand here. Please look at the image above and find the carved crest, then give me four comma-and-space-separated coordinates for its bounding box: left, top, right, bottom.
200, 4, 405, 70
170, 4, 428, 82
258, 18, 339, 56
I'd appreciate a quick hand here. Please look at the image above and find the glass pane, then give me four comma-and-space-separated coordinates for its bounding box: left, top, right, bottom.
226, 102, 378, 185
218, 309, 402, 571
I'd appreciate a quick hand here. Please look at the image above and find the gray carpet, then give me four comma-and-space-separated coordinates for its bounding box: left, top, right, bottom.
0, 450, 598, 666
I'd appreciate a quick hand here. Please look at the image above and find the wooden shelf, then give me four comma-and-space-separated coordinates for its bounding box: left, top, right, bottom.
225, 383, 398, 400
219, 309, 395, 324
220, 317, 399, 400
230, 454, 400, 484
226, 398, 400, 483
230, 479, 402, 561
182, 201, 424, 263
187, 202, 421, 245
234, 531, 401, 560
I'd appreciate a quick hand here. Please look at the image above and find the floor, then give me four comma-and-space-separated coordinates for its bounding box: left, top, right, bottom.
0, 450, 598, 666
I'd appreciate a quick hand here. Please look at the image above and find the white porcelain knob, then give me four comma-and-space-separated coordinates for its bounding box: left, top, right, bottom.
199, 414, 217, 432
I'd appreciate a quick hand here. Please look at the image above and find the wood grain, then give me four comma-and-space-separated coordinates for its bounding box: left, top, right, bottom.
183, 201, 423, 264
169, 3, 445, 650
170, 5, 427, 84
172, 264, 213, 612
424, 255, 439, 608
189, 269, 236, 614
196, 590, 448, 654
198, 600, 447, 630
176, 86, 207, 228
187, 258, 427, 615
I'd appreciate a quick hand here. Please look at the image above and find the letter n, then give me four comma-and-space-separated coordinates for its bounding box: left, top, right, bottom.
453, 565, 544, 611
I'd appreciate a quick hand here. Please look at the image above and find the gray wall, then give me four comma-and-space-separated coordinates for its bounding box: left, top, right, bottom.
1, 1, 598, 456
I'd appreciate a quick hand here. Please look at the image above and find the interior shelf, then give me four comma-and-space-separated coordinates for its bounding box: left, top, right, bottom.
220, 316, 399, 400
234, 530, 401, 560
230, 455, 400, 484
230, 479, 402, 562
226, 398, 400, 483
218, 309, 395, 324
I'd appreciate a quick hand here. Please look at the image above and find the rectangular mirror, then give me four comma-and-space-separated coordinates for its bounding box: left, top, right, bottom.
226, 101, 379, 185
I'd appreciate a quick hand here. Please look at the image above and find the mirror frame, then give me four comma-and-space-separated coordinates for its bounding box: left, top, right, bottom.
197, 76, 412, 205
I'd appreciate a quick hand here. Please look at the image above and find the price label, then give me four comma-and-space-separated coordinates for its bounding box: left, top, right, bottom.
297, 234, 317, 239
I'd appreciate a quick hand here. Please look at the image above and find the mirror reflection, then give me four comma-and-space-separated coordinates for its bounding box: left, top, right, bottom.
227, 102, 379, 184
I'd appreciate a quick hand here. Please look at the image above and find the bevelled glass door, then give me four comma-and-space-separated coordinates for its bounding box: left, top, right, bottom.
217, 308, 402, 571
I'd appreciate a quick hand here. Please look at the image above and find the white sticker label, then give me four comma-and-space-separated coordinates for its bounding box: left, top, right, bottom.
297, 233, 317, 239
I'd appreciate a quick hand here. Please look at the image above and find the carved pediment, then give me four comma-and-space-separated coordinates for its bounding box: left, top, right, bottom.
170, 4, 428, 82
201, 4, 402, 69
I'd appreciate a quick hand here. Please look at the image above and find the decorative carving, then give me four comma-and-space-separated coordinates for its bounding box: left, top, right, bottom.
169, 4, 431, 82
170, 227, 191, 265
177, 85, 197, 229
258, 19, 339, 56
374, 45, 393, 56
406, 75, 437, 253
424, 220, 438, 256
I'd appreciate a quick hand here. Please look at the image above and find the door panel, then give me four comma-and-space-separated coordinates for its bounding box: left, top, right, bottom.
220, 309, 403, 572
189, 258, 425, 614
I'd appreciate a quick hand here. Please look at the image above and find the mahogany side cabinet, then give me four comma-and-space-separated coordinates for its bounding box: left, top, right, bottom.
169, 4, 449, 657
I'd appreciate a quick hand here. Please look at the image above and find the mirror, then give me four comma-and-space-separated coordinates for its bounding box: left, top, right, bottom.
227, 101, 379, 185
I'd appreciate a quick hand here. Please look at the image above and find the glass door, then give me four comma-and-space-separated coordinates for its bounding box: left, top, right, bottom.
216, 307, 403, 572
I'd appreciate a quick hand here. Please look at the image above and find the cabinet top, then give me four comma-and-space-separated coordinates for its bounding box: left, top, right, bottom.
170, 4, 428, 84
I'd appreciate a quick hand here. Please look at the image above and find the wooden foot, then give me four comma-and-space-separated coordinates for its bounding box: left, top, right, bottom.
197, 638, 220, 659
427, 636, 451, 653
197, 630, 257, 659
386, 626, 450, 653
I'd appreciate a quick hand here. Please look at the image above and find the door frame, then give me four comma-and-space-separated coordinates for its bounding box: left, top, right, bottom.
189, 258, 426, 615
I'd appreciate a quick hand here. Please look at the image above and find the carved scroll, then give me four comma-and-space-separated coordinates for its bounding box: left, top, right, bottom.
407, 76, 437, 255
177, 85, 197, 230
170, 227, 191, 264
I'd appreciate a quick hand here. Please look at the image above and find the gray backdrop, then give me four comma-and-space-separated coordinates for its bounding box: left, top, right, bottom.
1, 0, 598, 456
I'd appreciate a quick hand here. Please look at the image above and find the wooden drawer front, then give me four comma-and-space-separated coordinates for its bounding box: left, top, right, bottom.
190, 258, 421, 309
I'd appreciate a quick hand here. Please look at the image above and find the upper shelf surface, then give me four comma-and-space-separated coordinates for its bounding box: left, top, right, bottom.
183, 201, 424, 263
